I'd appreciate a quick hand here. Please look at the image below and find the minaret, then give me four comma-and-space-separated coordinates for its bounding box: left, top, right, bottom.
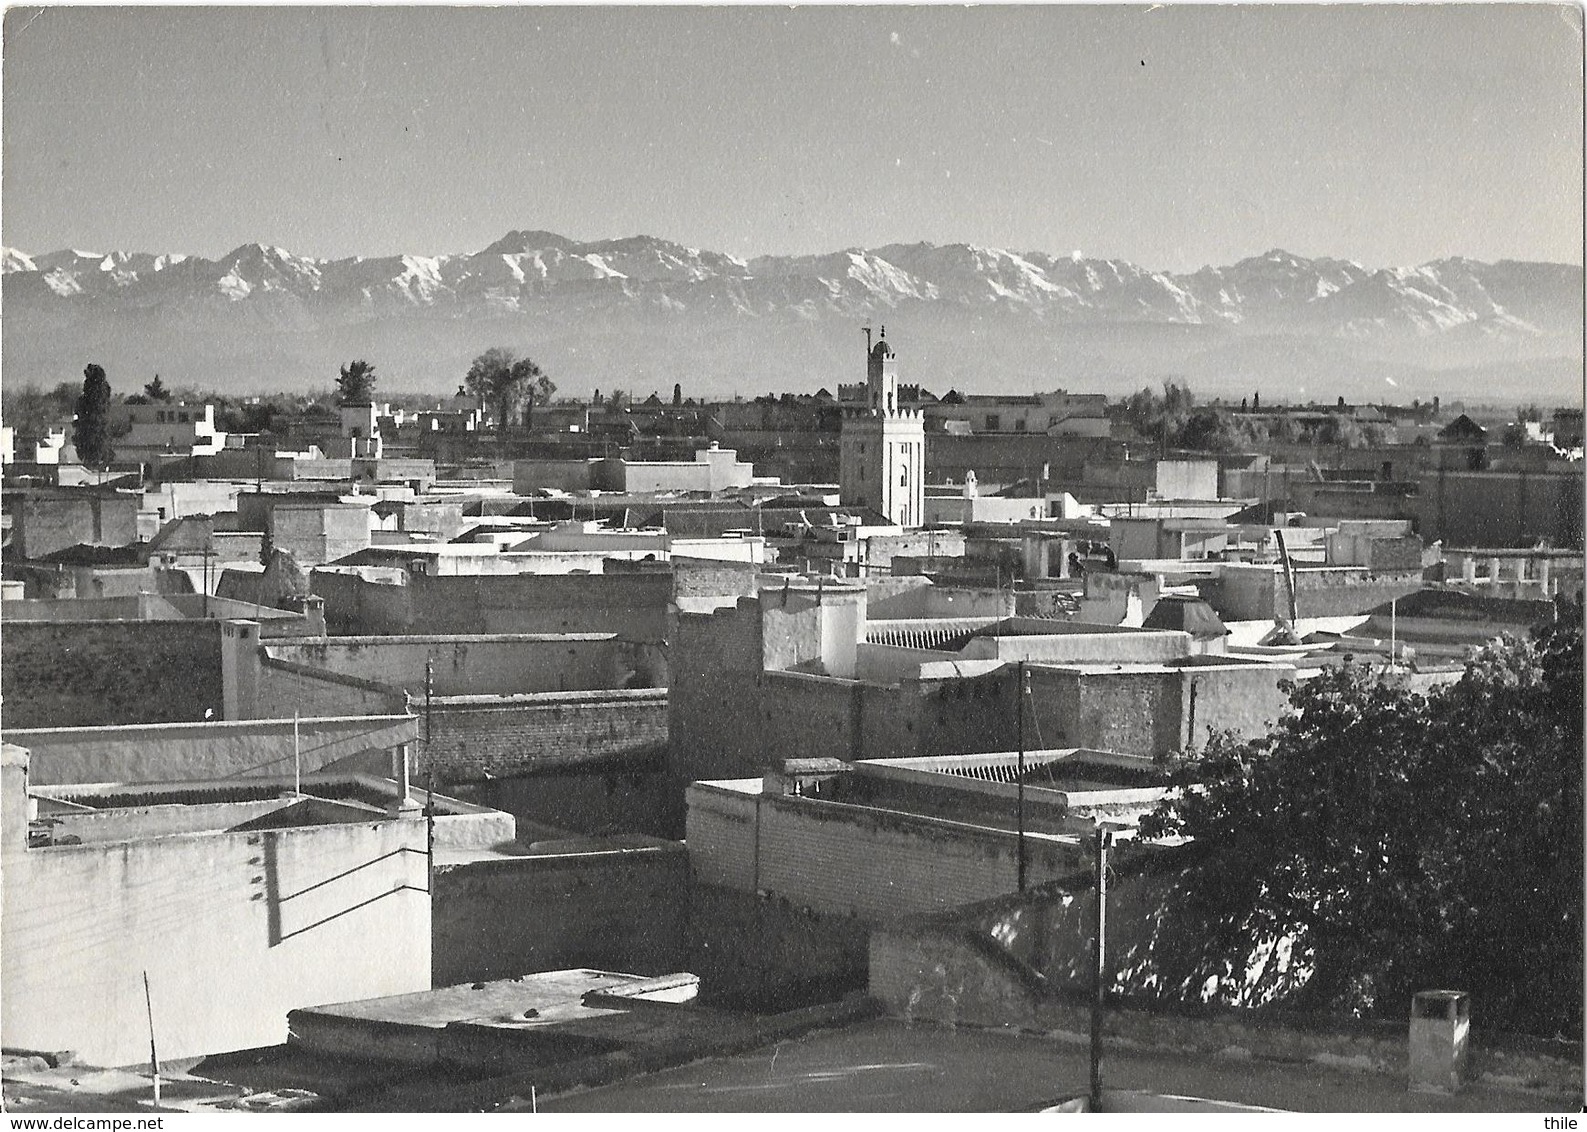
839, 326, 925, 527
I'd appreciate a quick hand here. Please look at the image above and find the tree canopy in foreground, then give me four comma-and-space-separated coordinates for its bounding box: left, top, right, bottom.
1140, 608, 1583, 1038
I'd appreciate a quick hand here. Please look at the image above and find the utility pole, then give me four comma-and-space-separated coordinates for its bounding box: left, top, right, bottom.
1015, 660, 1027, 892
1389, 596, 1398, 671
1089, 825, 1114, 1111
425, 659, 436, 891
143, 971, 161, 1111
425, 658, 434, 750
201, 544, 215, 618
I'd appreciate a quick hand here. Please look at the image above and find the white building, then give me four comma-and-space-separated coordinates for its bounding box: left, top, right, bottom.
335, 402, 383, 459
925, 390, 1111, 437
839, 328, 925, 528
108, 401, 228, 459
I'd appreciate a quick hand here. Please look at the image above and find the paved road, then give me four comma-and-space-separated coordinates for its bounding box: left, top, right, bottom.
541, 1019, 1575, 1113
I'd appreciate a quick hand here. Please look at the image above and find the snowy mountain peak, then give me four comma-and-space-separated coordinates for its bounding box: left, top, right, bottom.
2, 231, 1577, 402
480, 229, 579, 256
1, 247, 36, 273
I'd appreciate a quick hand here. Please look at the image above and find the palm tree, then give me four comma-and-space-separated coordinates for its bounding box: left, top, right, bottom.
336, 360, 377, 406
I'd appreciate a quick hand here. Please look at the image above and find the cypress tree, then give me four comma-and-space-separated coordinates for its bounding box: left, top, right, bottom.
72, 363, 115, 468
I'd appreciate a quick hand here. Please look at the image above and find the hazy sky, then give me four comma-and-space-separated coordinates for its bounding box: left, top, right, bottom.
3, 5, 1581, 270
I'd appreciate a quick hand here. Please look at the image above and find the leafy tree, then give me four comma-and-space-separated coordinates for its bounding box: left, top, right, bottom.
1141, 611, 1583, 1037
465, 347, 553, 434
1317, 414, 1365, 448
1268, 413, 1302, 444
1, 384, 56, 435
336, 359, 377, 406
144, 375, 172, 403
1501, 421, 1530, 449
1177, 408, 1244, 452
1113, 381, 1197, 448
523, 366, 557, 428
72, 363, 115, 468
215, 397, 286, 434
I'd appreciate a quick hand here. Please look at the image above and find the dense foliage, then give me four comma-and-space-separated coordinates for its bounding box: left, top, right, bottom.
2, 381, 79, 436
71, 363, 115, 468
1111, 381, 1388, 452
464, 347, 555, 434
1141, 610, 1584, 1037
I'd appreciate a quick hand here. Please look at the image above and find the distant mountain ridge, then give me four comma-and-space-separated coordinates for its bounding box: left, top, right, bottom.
3, 232, 1580, 402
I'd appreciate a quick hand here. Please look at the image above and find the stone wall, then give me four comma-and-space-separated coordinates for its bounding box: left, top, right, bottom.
265, 634, 666, 696
312, 569, 672, 639
1, 619, 224, 727
669, 596, 1021, 781
1418, 469, 1584, 549
254, 658, 408, 720
927, 433, 1122, 487
1366, 536, 1426, 573
419, 689, 669, 786
1027, 661, 1291, 758
431, 840, 688, 985
7, 715, 417, 786
1210, 565, 1426, 622
684, 882, 871, 1012
1290, 483, 1418, 523
13, 491, 140, 560
686, 783, 1087, 922
270, 503, 371, 566
671, 556, 762, 604
457, 763, 685, 842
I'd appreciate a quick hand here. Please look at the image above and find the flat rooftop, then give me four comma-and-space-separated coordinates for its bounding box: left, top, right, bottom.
537, 1017, 1573, 1114
3, 1014, 1568, 1114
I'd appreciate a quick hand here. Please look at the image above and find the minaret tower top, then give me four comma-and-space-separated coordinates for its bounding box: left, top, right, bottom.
865, 325, 899, 414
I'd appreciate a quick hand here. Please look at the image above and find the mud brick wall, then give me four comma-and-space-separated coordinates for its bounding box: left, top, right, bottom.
1, 619, 224, 727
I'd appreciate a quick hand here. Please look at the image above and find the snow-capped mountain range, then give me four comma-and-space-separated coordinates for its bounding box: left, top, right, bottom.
3, 232, 1580, 401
